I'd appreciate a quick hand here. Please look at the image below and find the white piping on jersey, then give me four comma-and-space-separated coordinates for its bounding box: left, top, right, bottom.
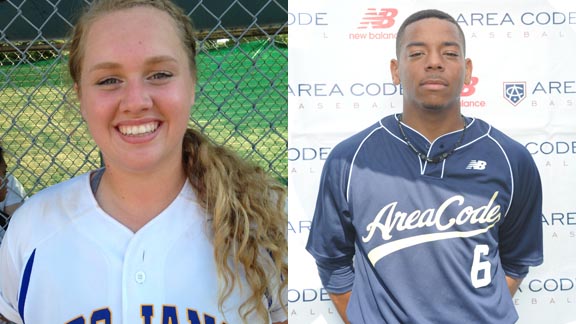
454, 118, 484, 151
345, 117, 514, 218
399, 120, 465, 148
487, 132, 514, 220
453, 122, 513, 218
395, 117, 469, 177
379, 117, 432, 176
346, 124, 385, 202
454, 122, 513, 219
346, 118, 475, 201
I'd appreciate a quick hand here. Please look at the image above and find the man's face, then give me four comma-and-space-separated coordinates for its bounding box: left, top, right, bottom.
391, 18, 472, 112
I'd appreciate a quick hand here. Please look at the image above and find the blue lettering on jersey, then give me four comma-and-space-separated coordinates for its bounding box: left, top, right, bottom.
68, 305, 227, 324
141, 305, 153, 324
66, 316, 86, 324
91, 308, 111, 323
188, 309, 218, 324
162, 306, 178, 323
66, 308, 111, 324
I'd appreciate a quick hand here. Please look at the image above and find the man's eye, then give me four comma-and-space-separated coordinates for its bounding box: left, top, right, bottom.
444, 52, 459, 57
408, 52, 423, 58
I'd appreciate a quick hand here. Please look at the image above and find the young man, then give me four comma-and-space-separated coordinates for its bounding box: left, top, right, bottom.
306, 9, 543, 324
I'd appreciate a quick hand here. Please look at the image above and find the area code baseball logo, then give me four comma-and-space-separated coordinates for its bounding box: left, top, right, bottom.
503, 82, 526, 106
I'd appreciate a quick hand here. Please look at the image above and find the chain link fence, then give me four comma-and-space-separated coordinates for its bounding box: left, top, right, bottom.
0, 0, 288, 234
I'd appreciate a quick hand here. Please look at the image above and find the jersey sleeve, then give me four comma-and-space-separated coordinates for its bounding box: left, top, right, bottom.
306, 145, 356, 293
0, 217, 25, 324
498, 145, 544, 277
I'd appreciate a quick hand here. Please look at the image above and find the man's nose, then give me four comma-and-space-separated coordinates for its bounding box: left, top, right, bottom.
425, 52, 444, 71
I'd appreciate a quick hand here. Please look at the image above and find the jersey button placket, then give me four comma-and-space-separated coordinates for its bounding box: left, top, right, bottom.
135, 270, 146, 284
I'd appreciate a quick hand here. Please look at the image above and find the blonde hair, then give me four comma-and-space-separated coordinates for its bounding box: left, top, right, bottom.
183, 129, 287, 321
68, 0, 197, 87
67, 0, 287, 322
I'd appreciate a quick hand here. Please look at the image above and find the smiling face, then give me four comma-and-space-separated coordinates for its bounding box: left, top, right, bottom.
77, 6, 195, 174
391, 17, 472, 114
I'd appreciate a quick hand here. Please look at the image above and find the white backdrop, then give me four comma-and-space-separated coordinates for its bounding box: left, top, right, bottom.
288, 1, 576, 323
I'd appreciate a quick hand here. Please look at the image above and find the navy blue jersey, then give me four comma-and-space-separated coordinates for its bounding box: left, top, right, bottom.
306, 114, 543, 324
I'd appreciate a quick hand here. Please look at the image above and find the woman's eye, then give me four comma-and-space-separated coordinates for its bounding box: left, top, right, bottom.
150, 72, 173, 80
96, 78, 120, 86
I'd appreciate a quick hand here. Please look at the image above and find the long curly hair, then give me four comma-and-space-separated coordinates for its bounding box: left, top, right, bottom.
66, 0, 287, 322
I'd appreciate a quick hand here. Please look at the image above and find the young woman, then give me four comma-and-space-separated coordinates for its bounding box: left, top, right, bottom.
0, 1, 287, 323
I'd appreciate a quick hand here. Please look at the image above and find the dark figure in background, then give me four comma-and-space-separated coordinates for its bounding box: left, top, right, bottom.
0, 145, 27, 241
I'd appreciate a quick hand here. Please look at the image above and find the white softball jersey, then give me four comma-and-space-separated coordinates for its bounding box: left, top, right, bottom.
0, 172, 286, 324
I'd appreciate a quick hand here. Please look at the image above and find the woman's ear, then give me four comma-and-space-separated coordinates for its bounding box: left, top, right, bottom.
74, 83, 86, 120
74, 83, 80, 99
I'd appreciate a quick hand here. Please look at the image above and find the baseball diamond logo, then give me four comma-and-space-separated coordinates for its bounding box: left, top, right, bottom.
357, 8, 398, 29
503, 82, 526, 106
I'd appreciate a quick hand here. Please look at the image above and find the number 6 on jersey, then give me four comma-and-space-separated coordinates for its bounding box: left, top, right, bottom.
471, 244, 491, 288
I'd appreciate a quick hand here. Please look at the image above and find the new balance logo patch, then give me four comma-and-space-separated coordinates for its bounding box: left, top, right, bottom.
357, 8, 398, 29
466, 160, 487, 170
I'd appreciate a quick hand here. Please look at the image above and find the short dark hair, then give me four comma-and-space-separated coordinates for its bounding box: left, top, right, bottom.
395, 9, 466, 57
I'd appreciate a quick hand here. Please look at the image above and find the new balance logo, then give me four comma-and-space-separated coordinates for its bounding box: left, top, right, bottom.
466, 160, 487, 170
357, 8, 398, 29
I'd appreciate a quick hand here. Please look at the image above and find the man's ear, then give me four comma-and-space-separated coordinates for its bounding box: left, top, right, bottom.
390, 59, 400, 85
464, 58, 473, 85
